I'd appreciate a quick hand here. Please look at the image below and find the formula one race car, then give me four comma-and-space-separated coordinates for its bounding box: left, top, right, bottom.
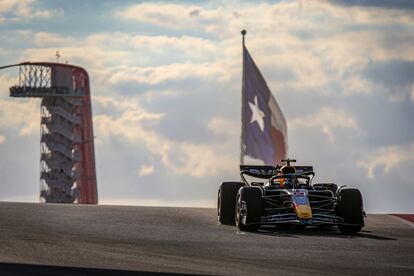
217, 159, 364, 234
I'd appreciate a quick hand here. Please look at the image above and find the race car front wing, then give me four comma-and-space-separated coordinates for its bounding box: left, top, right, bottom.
251, 213, 359, 226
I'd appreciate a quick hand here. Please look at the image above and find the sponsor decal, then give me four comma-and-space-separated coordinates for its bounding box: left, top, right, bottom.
247, 168, 277, 176
292, 190, 312, 219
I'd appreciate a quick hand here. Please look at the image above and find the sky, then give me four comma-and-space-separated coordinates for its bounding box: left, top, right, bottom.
0, 0, 413, 212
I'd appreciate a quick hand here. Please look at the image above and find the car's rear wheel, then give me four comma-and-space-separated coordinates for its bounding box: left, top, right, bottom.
336, 189, 364, 234
235, 187, 263, 231
217, 182, 245, 225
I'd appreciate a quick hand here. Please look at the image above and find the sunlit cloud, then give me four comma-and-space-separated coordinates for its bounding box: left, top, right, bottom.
85, 33, 219, 63
95, 111, 235, 177
115, 3, 224, 30
33, 32, 76, 47
105, 62, 230, 85
0, 98, 39, 136
137, 164, 155, 177
20, 47, 131, 69
207, 117, 239, 138
289, 107, 359, 143
357, 142, 414, 179
93, 96, 236, 177
411, 85, 414, 103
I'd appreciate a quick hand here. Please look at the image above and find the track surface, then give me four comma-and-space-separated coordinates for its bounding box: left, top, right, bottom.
0, 202, 413, 275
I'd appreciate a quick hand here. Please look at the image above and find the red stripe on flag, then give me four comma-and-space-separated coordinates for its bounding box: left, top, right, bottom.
271, 127, 286, 165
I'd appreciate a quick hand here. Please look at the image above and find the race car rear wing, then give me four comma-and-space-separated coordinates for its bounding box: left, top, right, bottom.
240, 165, 314, 179
240, 165, 278, 179
294, 166, 314, 173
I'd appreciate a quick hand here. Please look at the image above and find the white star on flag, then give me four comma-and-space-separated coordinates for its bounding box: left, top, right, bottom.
248, 96, 265, 132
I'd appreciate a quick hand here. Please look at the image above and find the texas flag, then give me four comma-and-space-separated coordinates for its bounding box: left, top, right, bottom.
240, 45, 287, 165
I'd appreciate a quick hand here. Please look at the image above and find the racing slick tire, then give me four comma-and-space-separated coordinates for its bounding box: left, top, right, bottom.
235, 187, 263, 231
336, 189, 364, 234
218, 182, 245, 225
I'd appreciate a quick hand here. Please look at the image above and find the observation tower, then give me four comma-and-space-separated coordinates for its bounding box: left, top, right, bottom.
0, 61, 98, 204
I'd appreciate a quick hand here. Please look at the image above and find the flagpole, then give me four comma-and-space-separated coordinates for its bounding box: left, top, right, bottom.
241, 29, 246, 46
240, 29, 246, 165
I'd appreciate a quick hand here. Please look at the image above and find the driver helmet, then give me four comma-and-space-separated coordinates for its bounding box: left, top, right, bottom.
278, 165, 296, 188
280, 165, 296, 175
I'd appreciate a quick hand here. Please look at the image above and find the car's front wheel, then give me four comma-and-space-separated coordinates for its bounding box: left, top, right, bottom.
336, 189, 364, 234
235, 187, 263, 231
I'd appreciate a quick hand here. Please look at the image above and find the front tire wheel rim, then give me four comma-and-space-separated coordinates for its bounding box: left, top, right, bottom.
217, 191, 221, 217
235, 196, 241, 225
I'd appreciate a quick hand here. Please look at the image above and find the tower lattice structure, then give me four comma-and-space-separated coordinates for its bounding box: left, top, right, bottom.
1, 62, 98, 204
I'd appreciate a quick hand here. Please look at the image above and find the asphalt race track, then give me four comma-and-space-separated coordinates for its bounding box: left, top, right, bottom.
0, 202, 413, 275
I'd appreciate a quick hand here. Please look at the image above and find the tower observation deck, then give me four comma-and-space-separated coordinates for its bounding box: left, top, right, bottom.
0, 62, 98, 204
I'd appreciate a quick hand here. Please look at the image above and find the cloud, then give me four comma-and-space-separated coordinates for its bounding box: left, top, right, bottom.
111, 1, 414, 99
95, 113, 235, 177
137, 89, 182, 104
311, 1, 414, 26
93, 97, 235, 177
93, 95, 164, 120
33, 32, 76, 47
363, 60, 414, 101
330, 0, 414, 10
13, 0, 414, 100
18, 32, 226, 85
85, 33, 219, 63
0, 0, 29, 13
207, 117, 239, 138
0, 73, 15, 94
0, 0, 62, 23
0, 98, 40, 136
162, 142, 235, 177
0, 73, 39, 137
20, 47, 131, 69
115, 3, 223, 30
289, 107, 359, 142
137, 164, 154, 177
357, 142, 414, 179
411, 85, 414, 103
117, 1, 414, 34
105, 62, 229, 86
